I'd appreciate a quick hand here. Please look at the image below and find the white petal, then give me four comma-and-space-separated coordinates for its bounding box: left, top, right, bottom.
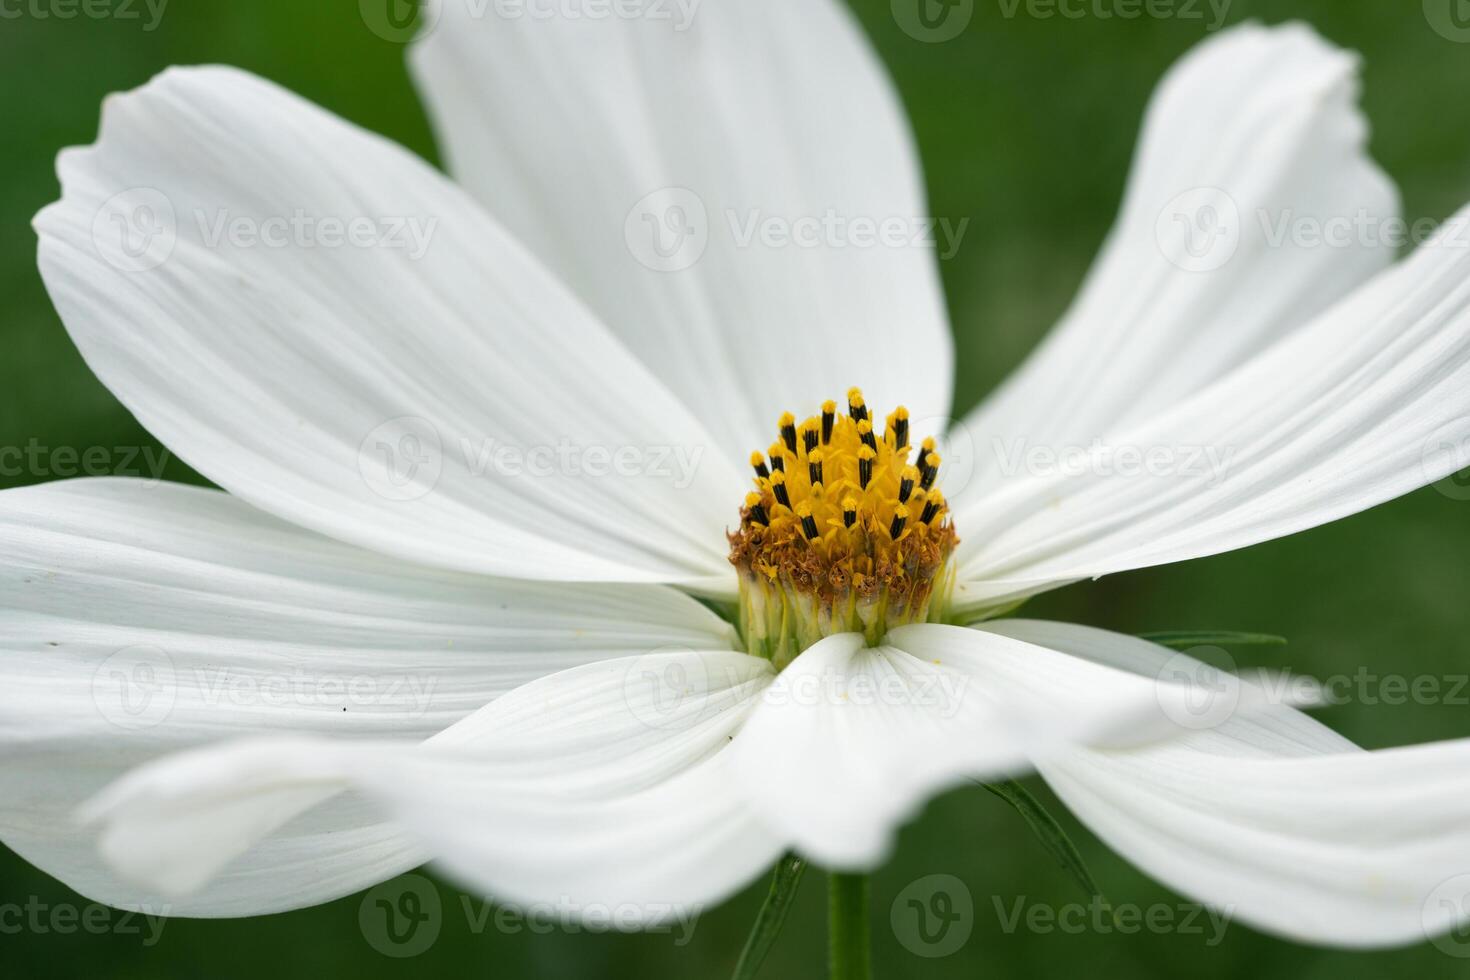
410, 0, 953, 461
950, 22, 1397, 505
953, 204, 1470, 614
82, 649, 783, 921
34, 66, 741, 588
726, 625, 1269, 870
988, 621, 1470, 948
1, 477, 735, 916
9, 794, 425, 920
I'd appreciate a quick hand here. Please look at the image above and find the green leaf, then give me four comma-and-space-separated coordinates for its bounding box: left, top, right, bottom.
731, 853, 808, 980
981, 779, 1104, 903
1136, 629, 1287, 650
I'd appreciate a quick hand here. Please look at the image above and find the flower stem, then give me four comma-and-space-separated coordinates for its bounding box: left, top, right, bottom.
827, 873, 872, 980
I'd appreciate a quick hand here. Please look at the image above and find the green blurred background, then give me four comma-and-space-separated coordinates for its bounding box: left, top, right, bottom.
4, 0, 1470, 976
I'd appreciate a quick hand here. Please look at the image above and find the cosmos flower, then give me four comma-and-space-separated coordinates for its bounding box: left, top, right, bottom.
7, 0, 1470, 949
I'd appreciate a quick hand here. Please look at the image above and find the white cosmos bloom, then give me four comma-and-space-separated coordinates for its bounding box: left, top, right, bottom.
9, 0, 1470, 949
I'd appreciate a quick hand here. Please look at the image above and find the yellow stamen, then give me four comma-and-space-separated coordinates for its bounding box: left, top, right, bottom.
767, 441, 786, 473
728, 391, 958, 665
778, 412, 798, 454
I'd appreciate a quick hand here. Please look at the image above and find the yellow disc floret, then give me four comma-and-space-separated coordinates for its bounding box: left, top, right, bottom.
728, 389, 958, 666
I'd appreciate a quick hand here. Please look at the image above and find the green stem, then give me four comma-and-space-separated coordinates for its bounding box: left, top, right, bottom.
827, 873, 872, 980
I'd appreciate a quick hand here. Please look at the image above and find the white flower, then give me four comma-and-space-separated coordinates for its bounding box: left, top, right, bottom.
7, 0, 1470, 949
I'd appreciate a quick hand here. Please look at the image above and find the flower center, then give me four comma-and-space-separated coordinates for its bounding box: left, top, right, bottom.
728, 387, 958, 667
